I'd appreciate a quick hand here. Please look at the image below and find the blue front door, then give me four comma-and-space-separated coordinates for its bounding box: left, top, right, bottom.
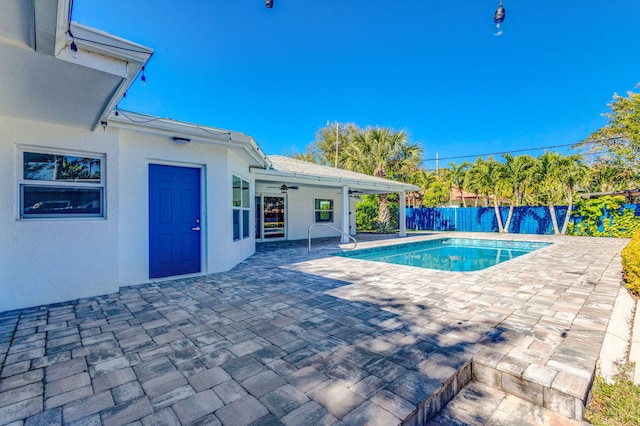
149, 164, 201, 279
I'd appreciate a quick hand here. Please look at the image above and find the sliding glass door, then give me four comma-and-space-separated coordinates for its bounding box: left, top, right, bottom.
260, 196, 286, 240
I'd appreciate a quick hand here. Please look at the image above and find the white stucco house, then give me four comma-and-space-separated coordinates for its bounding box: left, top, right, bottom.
0, 0, 418, 313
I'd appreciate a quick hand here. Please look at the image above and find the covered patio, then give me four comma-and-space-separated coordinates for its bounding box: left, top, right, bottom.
253, 155, 418, 243
0, 233, 628, 425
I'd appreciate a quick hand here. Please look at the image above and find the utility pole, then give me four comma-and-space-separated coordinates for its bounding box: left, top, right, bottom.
334, 122, 339, 168
435, 152, 439, 177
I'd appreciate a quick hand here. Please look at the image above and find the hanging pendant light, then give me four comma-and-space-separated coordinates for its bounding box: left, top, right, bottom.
494, 0, 506, 36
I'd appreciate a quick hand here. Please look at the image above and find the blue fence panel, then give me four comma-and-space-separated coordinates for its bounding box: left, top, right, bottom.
406, 204, 637, 235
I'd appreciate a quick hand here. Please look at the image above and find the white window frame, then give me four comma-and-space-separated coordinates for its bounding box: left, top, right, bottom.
18, 147, 106, 219
232, 175, 251, 241
314, 198, 334, 223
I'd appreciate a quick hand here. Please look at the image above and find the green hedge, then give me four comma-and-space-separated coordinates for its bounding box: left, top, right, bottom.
355, 195, 398, 232
622, 230, 640, 296
568, 196, 640, 238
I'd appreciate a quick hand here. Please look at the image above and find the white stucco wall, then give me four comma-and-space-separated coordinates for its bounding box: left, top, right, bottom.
255, 184, 355, 241
117, 129, 255, 287
227, 152, 256, 268
0, 119, 258, 313
0, 116, 120, 312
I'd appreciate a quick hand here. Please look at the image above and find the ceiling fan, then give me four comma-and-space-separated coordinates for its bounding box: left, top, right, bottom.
267, 183, 299, 193
335, 189, 364, 196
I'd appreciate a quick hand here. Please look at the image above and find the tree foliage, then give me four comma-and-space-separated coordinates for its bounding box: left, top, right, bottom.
445, 162, 471, 207
569, 196, 640, 238
343, 126, 422, 224
577, 89, 640, 188
293, 122, 360, 166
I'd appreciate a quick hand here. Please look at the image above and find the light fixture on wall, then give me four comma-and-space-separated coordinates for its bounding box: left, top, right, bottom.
494, 0, 506, 36
172, 137, 191, 144
67, 29, 80, 58
140, 66, 147, 87
70, 39, 79, 58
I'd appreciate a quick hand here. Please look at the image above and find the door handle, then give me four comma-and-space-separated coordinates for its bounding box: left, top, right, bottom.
191, 226, 201, 231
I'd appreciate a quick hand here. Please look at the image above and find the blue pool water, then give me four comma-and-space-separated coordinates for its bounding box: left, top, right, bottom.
335, 238, 550, 272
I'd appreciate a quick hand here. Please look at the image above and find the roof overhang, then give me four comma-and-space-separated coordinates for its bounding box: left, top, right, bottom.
252, 168, 419, 195
0, 0, 153, 130
106, 110, 270, 168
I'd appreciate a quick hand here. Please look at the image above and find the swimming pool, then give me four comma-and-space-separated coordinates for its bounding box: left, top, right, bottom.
334, 238, 550, 272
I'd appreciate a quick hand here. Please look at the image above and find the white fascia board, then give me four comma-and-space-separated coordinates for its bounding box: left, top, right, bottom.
252, 168, 419, 193
32, 0, 67, 55
107, 111, 270, 167
32, 0, 71, 54
62, 22, 153, 130
53, 0, 71, 55
66, 22, 153, 63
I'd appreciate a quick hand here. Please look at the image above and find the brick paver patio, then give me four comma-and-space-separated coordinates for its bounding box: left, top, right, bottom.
0, 233, 628, 425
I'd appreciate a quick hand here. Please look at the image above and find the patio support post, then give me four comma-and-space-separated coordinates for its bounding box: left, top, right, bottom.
341, 186, 349, 243
399, 190, 407, 237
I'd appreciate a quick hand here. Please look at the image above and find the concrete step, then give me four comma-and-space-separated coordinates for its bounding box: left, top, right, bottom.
426, 381, 588, 426
470, 355, 591, 421
400, 360, 473, 425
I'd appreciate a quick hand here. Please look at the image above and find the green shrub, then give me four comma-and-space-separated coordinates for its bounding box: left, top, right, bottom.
622, 230, 640, 296
355, 195, 379, 231
355, 196, 399, 232
568, 196, 640, 238
375, 220, 396, 234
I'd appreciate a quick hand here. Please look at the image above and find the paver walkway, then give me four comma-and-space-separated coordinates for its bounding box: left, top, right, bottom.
0, 233, 628, 425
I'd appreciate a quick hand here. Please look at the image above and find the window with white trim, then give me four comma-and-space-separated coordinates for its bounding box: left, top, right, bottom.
233, 175, 250, 240
20, 150, 105, 219
314, 198, 334, 223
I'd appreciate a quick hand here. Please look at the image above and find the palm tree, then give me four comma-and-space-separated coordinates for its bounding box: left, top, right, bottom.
588, 161, 635, 192
465, 157, 507, 231
559, 154, 588, 234
502, 154, 535, 232
467, 158, 490, 207
532, 152, 588, 235
293, 122, 360, 166
532, 152, 565, 235
407, 169, 435, 208
484, 159, 508, 233
447, 162, 472, 207
343, 127, 423, 225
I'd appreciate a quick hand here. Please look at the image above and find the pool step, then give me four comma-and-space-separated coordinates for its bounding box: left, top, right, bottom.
470, 356, 591, 421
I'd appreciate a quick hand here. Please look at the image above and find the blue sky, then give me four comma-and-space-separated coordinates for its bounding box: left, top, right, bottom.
74, 0, 640, 170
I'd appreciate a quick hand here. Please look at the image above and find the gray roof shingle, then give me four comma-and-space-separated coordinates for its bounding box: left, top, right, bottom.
257, 155, 419, 192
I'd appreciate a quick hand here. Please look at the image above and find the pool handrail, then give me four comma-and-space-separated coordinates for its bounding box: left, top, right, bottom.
308, 224, 357, 253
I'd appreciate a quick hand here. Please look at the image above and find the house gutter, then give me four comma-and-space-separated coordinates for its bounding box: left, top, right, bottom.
252, 168, 419, 193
